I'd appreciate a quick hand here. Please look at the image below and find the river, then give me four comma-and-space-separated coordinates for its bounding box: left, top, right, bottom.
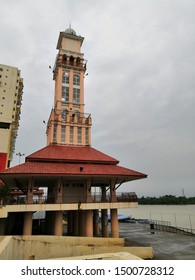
119, 204, 195, 232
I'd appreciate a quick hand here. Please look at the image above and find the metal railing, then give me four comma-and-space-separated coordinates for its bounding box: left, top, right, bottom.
149, 219, 195, 235
1, 192, 137, 206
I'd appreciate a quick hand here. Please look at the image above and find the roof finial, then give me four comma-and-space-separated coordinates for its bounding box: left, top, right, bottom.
64, 22, 76, 35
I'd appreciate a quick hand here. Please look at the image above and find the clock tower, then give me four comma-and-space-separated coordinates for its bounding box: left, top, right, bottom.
46, 26, 92, 146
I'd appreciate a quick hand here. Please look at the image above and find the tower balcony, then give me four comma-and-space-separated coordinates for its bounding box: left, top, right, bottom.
48, 108, 92, 128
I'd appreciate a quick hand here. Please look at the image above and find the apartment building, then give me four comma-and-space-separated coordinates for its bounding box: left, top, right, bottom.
0, 64, 23, 170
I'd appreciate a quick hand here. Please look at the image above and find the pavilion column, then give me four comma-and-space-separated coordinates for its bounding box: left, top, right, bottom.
85, 210, 93, 237
110, 178, 117, 202
86, 178, 93, 202
110, 209, 119, 238
53, 211, 63, 236
78, 210, 86, 236
67, 211, 73, 235
44, 211, 54, 235
72, 211, 79, 236
101, 186, 107, 202
26, 177, 34, 204
23, 212, 33, 235
101, 209, 108, 237
38, 194, 43, 204
93, 210, 100, 237
55, 177, 63, 204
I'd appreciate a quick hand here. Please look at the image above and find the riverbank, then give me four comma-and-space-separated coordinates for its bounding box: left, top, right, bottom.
120, 223, 195, 260
119, 204, 195, 230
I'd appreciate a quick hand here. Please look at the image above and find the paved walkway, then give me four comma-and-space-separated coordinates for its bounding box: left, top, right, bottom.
119, 223, 195, 260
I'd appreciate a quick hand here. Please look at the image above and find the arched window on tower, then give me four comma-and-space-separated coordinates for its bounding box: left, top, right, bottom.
69, 55, 74, 65
76, 57, 81, 66
62, 54, 67, 64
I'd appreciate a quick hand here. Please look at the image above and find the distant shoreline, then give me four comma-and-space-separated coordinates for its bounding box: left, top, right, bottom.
138, 195, 195, 205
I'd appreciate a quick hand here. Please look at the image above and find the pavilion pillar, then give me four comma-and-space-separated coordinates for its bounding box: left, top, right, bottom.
55, 177, 63, 204
85, 210, 93, 237
86, 178, 93, 202
45, 211, 55, 235
38, 194, 43, 204
26, 177, 34, 204
101, 209, 108, 237
79, 210, 86, 236
110, 178, 117, 202
67, 211, 73, 235
72, 211, 79, 236
101, 186, 107, 202
23, 212, 33, 235
110, 208, 119, 238
53, 211, 63, 236
93, 210, 100, 237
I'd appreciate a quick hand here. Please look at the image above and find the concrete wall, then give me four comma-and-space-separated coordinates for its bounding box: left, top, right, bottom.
0, 236, 13, 260
0, 235, 153, 260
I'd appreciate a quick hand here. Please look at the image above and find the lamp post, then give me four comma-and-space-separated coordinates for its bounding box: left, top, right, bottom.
16, 152, 25, 164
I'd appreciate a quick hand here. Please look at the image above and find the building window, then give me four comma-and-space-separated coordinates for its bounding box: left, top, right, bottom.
73, 74, 80, 86
73, 88, 80, 103
77, 127, 82, 144
61, 125, 66, 143
61, 109, 68, 121
62, 72, 69, 84
62, 86, 69, 101
85, 128, 89, 145
53, 124, 57, 143
70, 126, 74, 143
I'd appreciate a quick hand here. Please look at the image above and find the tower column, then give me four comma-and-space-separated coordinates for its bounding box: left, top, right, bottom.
110, 209, 119, 238
23, 212, 33, 235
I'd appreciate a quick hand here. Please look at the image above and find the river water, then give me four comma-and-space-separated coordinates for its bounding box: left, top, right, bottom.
119, 204, 195, 232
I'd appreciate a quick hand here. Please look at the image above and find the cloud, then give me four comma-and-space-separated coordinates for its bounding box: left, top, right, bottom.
1, 0, 195, 197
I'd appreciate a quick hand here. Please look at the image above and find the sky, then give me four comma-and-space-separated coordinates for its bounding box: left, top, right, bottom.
0, 0, 195, 197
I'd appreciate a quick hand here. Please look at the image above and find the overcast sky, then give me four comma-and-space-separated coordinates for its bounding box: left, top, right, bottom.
0, 0, 195, 197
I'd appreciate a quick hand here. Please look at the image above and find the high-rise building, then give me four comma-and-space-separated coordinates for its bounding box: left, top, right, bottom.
0, 64, 23, 170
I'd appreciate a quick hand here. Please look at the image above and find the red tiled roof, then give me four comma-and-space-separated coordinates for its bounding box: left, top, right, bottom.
0, 161, 146, 179
26, 144, 119, 164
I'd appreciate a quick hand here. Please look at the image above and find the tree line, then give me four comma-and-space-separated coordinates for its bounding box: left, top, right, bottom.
138, 195, 195, 205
